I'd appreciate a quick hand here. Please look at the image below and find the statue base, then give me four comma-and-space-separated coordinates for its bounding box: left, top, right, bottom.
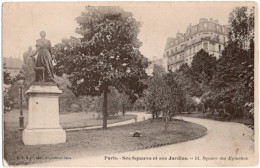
22, 83, 66, 145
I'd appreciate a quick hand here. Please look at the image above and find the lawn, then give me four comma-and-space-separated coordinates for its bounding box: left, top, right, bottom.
4, 109, 136, 129
60, 114, 136, 129
4, 118, 207, 165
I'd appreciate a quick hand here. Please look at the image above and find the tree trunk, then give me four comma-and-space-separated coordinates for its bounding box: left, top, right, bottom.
202, 103, 205, 113
122, 103, 125, 116
102, 86, 108, 129
165, 111, 168, 132
152, 106, 155, 119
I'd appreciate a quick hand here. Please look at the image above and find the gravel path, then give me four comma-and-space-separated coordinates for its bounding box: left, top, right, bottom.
65, 111, 151, 131
31, 116, 256, 167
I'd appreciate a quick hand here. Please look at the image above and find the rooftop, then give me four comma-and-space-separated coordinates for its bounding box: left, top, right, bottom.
3, 57, 23, 70
165, 18, 229, 50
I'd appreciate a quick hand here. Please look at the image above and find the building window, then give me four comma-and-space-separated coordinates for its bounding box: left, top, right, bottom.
203, 42, 208, 50
219, 45, 221, 51
203, 23, 208, 29
212, 43, 215, 51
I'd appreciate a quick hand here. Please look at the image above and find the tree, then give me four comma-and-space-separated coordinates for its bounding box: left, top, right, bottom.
94, 87, 132, 116
53, 7, 148, 129
228, 7, 254, 118
145, 63, 165, 119
174, 63, 201, 112
94, 87, 121, 116
145, 75, 162, 119
191, 50, 217, 90
184, 95, 197, 113
132, 96, 146, 111
210, 6, 254, 125
190, 50, 217, 113
117, 92, 130, 115
159, 72, 185, 131
228, 7, 254, 56
21, 47, 35, 92
146, 70, 185, 131
3, 71, 13, 85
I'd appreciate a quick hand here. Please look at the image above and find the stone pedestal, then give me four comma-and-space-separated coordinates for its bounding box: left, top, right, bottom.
22, 83, 66, 145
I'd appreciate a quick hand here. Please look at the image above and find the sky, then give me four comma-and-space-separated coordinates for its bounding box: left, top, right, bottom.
2, 2, 251, 61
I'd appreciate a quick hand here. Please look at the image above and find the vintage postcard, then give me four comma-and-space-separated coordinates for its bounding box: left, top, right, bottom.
2, 1, 258, 167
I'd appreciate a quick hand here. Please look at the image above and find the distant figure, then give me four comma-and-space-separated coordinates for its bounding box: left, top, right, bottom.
31, 31, 54, 82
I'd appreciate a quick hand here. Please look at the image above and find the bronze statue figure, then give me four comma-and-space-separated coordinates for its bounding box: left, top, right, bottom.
31, 31, 54, 82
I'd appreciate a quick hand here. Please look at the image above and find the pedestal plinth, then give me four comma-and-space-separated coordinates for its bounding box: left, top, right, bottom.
22, 83, 66, 145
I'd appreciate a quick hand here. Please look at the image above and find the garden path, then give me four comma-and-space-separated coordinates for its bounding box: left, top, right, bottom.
32, 116, 256, 167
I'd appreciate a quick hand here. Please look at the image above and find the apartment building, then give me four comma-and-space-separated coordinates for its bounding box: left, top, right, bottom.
163, 18, 229, 72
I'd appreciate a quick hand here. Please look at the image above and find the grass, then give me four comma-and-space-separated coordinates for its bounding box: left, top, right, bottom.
4, 118, 207, 166
4, 109, 136, 129
61, 115, 136, 129
176, 112, 253, 126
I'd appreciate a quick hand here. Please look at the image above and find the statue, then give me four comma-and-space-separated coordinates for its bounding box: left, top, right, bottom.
31, 31, 54, 82
23, 32, 66, 145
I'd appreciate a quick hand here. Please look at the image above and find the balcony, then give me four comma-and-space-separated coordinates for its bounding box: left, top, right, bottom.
168, 57, 184, 65
187, 36, 224, 47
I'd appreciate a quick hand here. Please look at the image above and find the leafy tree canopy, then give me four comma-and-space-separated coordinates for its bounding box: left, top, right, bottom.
53, 6, 148, 128
191, 49, 217, 86
53, 6, 148, 101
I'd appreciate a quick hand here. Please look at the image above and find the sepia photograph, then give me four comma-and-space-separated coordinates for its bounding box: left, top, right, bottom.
2, 1, 258, 167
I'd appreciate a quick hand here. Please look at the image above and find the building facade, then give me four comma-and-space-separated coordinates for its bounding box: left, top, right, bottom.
3, 57, 23, 77
164, 18, 229, 72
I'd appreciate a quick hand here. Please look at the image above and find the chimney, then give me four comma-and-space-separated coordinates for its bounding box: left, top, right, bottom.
176, 32, 183, 38
199, 18, 208, 23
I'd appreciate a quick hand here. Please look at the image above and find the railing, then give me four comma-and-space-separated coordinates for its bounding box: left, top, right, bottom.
168, 57, 185, 65
186, 36, 225, 47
